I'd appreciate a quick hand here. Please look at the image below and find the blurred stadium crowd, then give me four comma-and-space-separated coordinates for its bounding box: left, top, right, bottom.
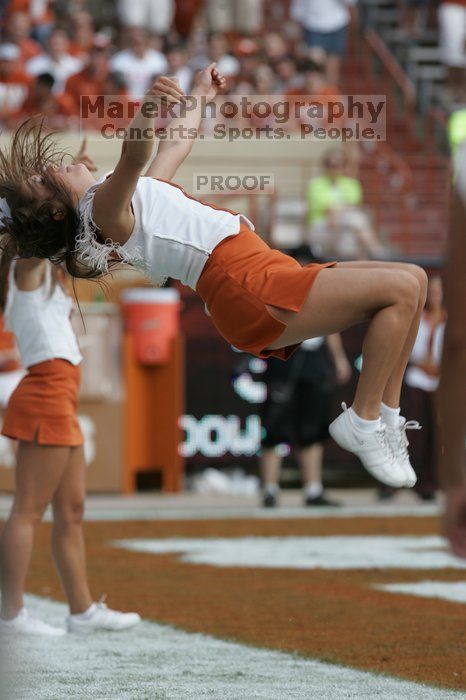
0, 0, 462, 130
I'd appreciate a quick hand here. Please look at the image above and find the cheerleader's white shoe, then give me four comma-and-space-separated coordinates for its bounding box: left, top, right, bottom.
0, 608, 65, 637
384, 416, 420, 488
67, 598, 141, 634
329, 403, 409, 488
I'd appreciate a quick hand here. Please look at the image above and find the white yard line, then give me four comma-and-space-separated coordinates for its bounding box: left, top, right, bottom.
75, 503, 440, 522
376, 581, 466, 604
114, 535, 466, 571
1, 594, 464, 700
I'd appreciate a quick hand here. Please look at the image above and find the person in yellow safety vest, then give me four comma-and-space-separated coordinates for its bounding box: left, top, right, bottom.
306, 150, 387, 260
447, 107, 466, 154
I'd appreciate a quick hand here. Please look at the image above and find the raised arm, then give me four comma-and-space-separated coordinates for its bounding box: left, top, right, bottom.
145, 63, 226, 181
92, 78, 185, 244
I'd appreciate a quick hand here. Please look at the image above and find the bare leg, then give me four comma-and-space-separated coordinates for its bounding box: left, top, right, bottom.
51, 445, 93, 615
298, 443, 323, 485
0, 443, 70, 620
260, 447, 282, 490
339, 261, 428, 408
266, 264, 421, 419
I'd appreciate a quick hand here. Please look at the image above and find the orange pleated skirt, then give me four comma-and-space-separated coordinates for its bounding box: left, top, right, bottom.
2, 359, 83, 446
197, 225, 335, 359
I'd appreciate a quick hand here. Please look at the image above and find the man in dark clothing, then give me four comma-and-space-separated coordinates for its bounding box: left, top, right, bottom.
261, 334, 351, 507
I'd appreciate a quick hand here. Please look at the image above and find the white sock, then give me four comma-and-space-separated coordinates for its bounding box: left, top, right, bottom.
380, 402, 401, 427
70, 603, 97, 620
305, 482, 323, 498
348, 407, 381, 433
264, 483, 278, 496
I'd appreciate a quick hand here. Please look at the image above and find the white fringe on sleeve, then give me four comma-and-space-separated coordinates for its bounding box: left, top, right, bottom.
75, 187, 144, 274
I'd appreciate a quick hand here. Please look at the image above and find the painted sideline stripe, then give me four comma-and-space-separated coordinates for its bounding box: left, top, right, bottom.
1, 595, 464, 700
0, 502, 440, 523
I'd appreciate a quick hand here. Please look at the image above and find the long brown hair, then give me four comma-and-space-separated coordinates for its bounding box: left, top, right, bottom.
0, 119, 103, 280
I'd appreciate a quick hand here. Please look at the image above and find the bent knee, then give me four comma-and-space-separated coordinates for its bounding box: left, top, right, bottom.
408, 264, 428, 301
393, 271, 420, 311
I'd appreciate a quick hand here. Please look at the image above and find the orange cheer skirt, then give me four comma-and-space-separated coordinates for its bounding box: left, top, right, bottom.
2, 359, 83, 446
197, 225, 335, 360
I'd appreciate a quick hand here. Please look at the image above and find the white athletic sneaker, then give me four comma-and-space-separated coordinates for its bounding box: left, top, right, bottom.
385, 417, 420, 488
67, 599, 141, 634
329, 403, 409, 488
0, 608, 66, 637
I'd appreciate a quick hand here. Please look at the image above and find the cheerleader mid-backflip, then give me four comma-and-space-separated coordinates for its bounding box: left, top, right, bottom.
0, 193, 140, 636
0, 63, 427, 489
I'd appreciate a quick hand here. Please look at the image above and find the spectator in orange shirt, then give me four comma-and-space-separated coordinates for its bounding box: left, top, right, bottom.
68, 10, 97, 60
286, 59, 341, 132
9, 72, 74, 129
4, 12, 42, 63
174, 0, 203, 37
6, 0, 55, 45
64, 37, 110, 115
78, 70, 130, 131
101, 71, 128, 97
0, 44, 32, 122
233, 37, 262, 93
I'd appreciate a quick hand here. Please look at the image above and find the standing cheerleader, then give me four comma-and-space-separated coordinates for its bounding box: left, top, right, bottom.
0, 64, 427, 489
0, 205, 140, 635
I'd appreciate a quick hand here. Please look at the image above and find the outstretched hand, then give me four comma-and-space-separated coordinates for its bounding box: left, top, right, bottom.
193, 62, 227, 100
147, 76, 185, 105
75, 137, 98, 172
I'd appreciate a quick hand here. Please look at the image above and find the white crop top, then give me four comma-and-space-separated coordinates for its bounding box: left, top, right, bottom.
4, 262, 82, 369
76, 175, 255, 289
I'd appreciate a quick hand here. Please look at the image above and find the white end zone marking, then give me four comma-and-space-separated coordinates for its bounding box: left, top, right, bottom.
375, 581, 466, 604
113, 535, 466, 570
